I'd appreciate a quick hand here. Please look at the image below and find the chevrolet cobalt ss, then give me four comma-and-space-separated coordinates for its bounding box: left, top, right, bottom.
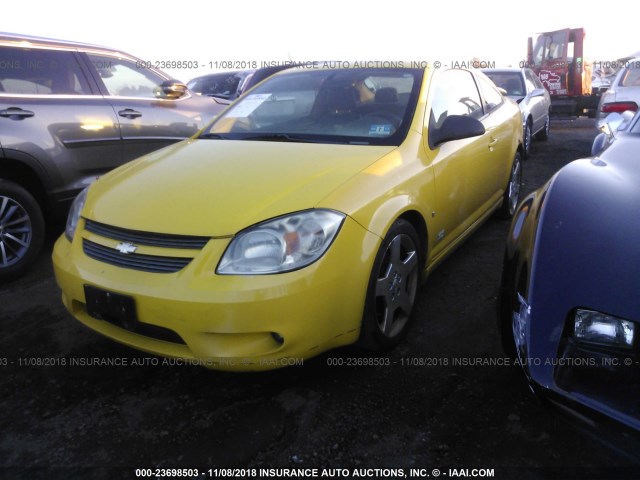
54, 65, 523, 371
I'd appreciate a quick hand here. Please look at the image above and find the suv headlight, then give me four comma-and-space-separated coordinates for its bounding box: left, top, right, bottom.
217, 210, 345, 275
65, 187, 88, 241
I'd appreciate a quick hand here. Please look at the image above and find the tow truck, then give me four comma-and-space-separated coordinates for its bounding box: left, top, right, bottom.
527, 28, 600, 117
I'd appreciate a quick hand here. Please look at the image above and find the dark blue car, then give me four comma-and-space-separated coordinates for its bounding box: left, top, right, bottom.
499, 111, 640, 437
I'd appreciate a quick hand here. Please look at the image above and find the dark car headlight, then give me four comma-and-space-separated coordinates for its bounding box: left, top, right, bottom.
573, 309, 635, 350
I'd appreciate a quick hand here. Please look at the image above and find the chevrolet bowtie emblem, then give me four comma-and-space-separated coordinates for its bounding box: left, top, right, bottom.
115, 242, 138, 254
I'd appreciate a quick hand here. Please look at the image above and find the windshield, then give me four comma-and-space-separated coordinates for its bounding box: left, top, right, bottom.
187, 71, 250, 99
483, 72, 525, 97
200, 68, 423, 145
531, 31, 567, 66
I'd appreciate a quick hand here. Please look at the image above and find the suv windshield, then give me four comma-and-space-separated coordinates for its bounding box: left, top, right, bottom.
201, 68, 423, 146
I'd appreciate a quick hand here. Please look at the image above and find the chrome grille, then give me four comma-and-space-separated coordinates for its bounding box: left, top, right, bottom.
83, 239, 192, 273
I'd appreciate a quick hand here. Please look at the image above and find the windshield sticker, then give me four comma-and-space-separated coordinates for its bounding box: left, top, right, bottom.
369, 124, 392, 136
226, 93, 272, 118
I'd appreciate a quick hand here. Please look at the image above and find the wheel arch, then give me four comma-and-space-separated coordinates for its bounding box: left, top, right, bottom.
0, 155, 49, 213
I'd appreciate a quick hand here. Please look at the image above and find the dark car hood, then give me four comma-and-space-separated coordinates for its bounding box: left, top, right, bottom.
526, 136, 640, 385
532, 137, 640, 320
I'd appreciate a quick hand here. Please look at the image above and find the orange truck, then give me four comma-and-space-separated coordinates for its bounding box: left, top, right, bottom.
526, 28, 601, 117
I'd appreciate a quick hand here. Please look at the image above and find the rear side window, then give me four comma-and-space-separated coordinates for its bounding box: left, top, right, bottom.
0, 46, 92, 95
86, 53, 167, 98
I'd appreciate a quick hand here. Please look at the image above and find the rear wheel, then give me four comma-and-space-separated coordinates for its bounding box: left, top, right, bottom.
0, 180, 45, 282
523, 120, 532, 157
358, 219, 421, 351
497, 152, 523, 219
535, 114, 550, 141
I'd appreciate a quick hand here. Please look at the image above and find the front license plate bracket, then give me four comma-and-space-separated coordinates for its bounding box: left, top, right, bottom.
84, 285, 138, 332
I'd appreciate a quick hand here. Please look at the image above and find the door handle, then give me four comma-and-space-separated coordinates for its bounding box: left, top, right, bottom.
0, 107, 35, 119
488, 137, 498, 148
118, 109, 142, 119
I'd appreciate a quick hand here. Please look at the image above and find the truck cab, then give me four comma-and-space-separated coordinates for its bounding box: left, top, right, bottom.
527, 28, 598, 117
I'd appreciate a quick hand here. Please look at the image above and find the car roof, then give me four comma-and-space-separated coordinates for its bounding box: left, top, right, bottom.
0, 31, 118, 54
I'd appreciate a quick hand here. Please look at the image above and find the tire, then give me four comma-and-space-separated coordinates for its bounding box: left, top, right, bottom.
523, 120, 532, 157
535, 114, 550, 141
497, 152, 523, 219
358, 219, 421, 351
0, 180, 45, 282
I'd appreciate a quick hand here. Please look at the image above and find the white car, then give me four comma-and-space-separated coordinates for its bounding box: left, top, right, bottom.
483, 68, 551, 157
596, 59, 640, 120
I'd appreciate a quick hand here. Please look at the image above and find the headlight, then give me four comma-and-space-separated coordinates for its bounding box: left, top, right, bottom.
65, 187, 88, 241
573, 309, 635, 349
217, 210, 345, 275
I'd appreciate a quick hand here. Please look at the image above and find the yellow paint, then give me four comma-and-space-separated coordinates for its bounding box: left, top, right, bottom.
53, 66, 522, 371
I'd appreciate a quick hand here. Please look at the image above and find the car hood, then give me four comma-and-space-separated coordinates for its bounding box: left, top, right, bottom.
530, 135, 640, 327
84, 139, 396, 236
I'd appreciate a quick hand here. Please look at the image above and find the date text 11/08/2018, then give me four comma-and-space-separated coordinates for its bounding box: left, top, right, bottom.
134, 468, 496, 478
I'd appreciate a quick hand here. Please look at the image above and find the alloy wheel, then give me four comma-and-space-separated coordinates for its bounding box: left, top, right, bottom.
374, 233, 419, 338
0, 196, 33, 268
507, 158, 522, 216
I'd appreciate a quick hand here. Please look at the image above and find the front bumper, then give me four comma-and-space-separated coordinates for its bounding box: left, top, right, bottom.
53, 216, 379, 371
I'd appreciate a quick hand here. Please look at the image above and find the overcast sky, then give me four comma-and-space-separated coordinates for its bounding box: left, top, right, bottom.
3, 0, 637, 81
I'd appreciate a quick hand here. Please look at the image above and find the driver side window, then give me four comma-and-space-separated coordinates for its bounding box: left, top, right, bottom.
428, 69, 483, 131
86, 54, 166, 98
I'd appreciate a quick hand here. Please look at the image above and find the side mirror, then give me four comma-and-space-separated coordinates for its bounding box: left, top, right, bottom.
155, 80, 188, 99
530, 88, 545, 98
429, 115, 485, 148
497, 87, 508, 96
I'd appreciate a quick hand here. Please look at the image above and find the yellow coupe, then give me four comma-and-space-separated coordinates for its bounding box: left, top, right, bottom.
53, 64, 523, 370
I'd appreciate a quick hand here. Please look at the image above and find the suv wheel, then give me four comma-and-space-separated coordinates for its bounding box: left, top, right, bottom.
0, 180, 45, 282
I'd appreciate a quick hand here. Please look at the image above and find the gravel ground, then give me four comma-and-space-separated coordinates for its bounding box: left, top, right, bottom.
1, 118, 637, 480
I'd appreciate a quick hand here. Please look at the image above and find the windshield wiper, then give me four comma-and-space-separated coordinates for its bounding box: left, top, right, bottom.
242, 133, 318, 143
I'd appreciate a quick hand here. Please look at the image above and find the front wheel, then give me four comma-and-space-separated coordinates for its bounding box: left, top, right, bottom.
358, 219, 421, 351
0, 180, 45, 282
497, 152, 523, 219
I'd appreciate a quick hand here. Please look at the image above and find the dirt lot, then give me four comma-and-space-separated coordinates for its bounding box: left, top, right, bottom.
1, 118, 637, 480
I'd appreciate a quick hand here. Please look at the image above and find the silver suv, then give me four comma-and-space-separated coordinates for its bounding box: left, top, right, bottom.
0, 33, 225, 281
